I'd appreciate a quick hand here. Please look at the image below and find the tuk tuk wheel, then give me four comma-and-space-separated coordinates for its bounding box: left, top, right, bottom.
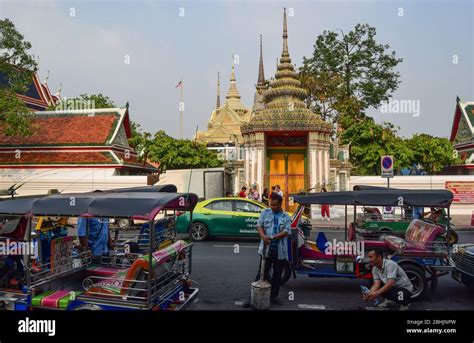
401, 264, 427, 300
190, 222, 209, 241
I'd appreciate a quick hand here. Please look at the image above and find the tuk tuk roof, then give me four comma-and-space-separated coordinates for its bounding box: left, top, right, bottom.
0, 187, 198, 219
292, 189, 453, 207
100, 184, 178, 193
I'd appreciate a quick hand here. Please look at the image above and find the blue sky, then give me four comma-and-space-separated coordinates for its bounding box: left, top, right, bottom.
1, 0, 472, 139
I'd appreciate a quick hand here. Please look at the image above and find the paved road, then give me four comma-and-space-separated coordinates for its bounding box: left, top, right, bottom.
187, 231, 474, 310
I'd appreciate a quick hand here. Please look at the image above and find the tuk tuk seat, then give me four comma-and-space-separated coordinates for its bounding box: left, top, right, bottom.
84, 240, 189, 298
383, 219, 445, 254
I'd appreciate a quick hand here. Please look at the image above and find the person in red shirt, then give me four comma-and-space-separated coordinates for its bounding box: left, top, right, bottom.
238, 186, 247, 198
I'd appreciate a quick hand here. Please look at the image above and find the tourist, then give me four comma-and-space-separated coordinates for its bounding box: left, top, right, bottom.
320, 187, 330, 222
276, 185, 284, 198
243, 194, 291, 308
239, 186, 247, 198
247, 187, 254, 199
262, 188, 269, 205
225, 191, 233, 197
363, 249, 414, 310
270, 186, 278, 200
251, 185, 260, 202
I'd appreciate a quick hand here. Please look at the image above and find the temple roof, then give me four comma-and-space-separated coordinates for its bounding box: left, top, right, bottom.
196, 64, 250, 144
242, 8, 330, 134
0, 70, 59, 111
0, 108, 131, 147
0, 107, 156, 171
0, 149, 154, 170
450, 97, 474, 148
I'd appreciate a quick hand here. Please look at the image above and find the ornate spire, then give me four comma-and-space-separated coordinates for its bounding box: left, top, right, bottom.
224, 61, 247, 114
257, 34, 265, 88
282, 7, 289, 57
226, 62, 241, 100
241, 7, 329, 134
216, 72, 221, 110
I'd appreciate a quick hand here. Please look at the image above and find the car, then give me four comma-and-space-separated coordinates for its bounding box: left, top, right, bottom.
175, 197, 311, 241
452, 243, 474, 290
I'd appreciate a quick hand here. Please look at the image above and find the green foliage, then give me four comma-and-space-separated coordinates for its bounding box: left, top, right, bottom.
300, 23, 402, 123
299, 23, 456, 175
0, 18, 38, 136
128, 129, 223, 171
340, 115, 457, 175
408, 134, 461, 174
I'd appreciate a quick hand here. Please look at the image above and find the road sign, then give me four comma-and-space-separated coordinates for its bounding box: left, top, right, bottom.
381, 155, 394, 178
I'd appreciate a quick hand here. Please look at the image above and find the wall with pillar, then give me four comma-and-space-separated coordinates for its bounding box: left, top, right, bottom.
308, 131, 331, 192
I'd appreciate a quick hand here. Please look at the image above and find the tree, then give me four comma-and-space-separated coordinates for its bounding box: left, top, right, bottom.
300, 23, 402, 123
408, 134, 459, 174
129, 129, 223, 172
0, 18, 38, 136
340, 115, 412, 175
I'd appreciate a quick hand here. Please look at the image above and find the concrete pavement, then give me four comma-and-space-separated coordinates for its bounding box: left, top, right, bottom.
187, 231, 474, 310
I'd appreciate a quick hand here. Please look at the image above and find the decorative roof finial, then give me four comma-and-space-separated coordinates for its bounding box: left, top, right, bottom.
230, 62, 236, 82
257, 34, 265, 87
282, 7, 289, 56
226, 59, 241, 100
216, 72, 221, 110
456, 95, 460, 103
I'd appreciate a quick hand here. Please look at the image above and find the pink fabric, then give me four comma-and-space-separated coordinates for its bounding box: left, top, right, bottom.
151, 240, 188, 264
41, 290, 70, 308
86, 266, 127, 277
383, 219, 445, 253
405, 220, 444, 243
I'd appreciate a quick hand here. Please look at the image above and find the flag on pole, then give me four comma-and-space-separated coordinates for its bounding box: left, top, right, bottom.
175, 80, 183, 88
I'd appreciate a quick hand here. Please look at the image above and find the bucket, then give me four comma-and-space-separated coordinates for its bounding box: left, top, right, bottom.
250, 251, 271, 310
250, 279, 271, 310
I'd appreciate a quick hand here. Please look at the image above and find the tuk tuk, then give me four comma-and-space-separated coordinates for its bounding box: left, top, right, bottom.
352, 185, 458, 244
0, 186, 199, 311
286, 188, 455, 300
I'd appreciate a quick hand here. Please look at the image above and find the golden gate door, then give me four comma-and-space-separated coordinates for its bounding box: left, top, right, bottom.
267, 152, 306, 211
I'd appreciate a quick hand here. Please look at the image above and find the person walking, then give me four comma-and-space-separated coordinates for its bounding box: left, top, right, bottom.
320, 187, 330, 222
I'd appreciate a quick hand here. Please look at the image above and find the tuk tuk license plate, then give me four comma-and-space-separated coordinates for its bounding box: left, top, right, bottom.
336, 257, 355, 274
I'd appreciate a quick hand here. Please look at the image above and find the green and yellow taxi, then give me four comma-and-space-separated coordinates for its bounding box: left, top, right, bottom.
175, 197, 310, 241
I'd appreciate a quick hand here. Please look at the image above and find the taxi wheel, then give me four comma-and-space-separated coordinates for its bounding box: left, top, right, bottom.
191, 222, 209, 241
